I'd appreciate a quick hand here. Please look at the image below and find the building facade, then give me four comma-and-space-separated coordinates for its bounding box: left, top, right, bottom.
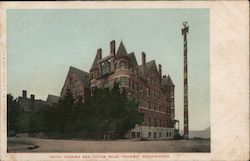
18, 90, 47, 112
89, 40, 179, 140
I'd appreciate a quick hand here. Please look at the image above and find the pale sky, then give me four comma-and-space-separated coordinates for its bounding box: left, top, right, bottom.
7, 9, 210, 131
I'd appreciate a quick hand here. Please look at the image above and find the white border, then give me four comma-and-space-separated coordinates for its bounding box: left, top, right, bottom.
0, 1, 249, 161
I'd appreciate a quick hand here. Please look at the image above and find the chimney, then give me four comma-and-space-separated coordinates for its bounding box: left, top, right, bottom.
142, 52, 146, 75
22, 90, 27, 98
110, 40, 116, 56
97, 48, 102, 60
30, 94, 35, 111
158, 64, 162, 78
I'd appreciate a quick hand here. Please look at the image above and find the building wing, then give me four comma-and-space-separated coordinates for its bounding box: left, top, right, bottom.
46, 94, 60, 105
69, 66, 90, 87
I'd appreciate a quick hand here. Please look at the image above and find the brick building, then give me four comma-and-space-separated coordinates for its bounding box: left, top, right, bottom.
61, 66, 91, 103
89, 40, 179, 140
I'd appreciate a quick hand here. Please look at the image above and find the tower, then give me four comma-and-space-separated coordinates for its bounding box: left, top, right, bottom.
182, 22, 189, 139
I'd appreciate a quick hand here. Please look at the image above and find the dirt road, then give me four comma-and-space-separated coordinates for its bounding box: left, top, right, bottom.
8, 137, 210, 152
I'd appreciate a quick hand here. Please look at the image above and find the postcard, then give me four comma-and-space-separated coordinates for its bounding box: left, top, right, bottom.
0, 1, 249, 161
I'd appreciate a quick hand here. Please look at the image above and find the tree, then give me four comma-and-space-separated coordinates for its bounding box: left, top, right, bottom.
7, 94, 20, 136
89, 83, 144, 139
40, 89, 78, 137
37, 84, 143, 139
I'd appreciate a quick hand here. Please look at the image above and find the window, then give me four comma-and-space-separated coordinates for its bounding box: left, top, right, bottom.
102, 61, 111, 75
171, 87, 174, 94
147, 102, 151, 109
97, 70, 99, 77
159, 119, 161, 127
171, 98, 175, 107
120, 62, 126, 69
103, 80, 109, 88
147, 88, 150, 96
132, 132, 136, 138
134, 70, 138, 76
153, 103, 155, 110
135, 83, 139, 91
154, 118, 157, 127
148, 132, 151, 138
148, 117, 151, 126
166, 132, 168, 137
159, 132, 162, 138
119, 76, 129, 87
137, 132, 141, 138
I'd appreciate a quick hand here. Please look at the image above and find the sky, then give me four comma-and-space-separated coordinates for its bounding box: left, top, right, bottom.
7, 9, 210, 131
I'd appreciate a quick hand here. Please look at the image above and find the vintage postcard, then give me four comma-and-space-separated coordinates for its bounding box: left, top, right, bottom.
0, 1, 249, 161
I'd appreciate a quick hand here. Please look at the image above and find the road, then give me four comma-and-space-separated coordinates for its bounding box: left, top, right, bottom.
8, 137, 210, 153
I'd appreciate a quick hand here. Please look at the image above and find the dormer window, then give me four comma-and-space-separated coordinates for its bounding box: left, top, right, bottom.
102, 61, 111, 75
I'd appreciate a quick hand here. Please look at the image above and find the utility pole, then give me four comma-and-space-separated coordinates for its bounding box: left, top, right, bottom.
182, 22, 189, 139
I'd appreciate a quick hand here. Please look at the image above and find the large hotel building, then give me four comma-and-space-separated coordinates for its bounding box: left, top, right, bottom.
61, 40, 179, 140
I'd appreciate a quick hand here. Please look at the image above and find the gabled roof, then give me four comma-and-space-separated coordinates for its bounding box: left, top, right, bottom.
166, 75, 174, 86
145, 60, 157, 73
90, 53, 99, 71
162, 75, 174, 86
116, 41, 128, 58
90, 49, 101, 70
69, 66, 90, 87
128, 52, 138, 66
138, 60, 157, 76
